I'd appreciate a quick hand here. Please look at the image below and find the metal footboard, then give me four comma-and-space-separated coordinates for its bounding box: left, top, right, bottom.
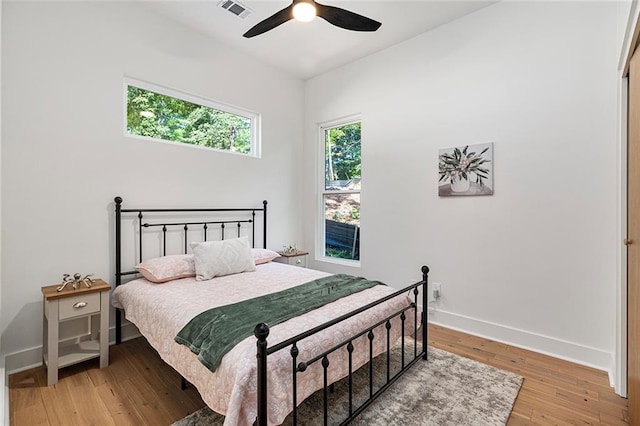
255, 265, 430, 426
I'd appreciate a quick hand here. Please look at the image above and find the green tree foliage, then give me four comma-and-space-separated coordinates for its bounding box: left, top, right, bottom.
323, 122, 361, 261
325, 123, 361, 183
127, 86, 252, 154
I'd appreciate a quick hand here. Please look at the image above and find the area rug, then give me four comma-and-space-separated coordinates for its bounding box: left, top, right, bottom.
173, 341, 522, 426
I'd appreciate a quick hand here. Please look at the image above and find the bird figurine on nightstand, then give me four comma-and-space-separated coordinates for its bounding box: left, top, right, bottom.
56, 273, 96, 292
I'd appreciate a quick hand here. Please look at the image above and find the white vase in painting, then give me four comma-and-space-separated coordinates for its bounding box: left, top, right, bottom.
451, 176, 470, 193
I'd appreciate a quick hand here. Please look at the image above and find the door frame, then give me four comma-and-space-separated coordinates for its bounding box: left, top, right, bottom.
619, 0, 640, 398
619, 72, 628, 398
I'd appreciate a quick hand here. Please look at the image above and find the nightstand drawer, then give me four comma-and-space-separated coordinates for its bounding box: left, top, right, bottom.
288, 256, 307, 267
59, 292, 101, 320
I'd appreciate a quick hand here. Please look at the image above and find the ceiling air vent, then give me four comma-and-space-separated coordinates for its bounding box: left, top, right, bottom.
218, 0, 252, 19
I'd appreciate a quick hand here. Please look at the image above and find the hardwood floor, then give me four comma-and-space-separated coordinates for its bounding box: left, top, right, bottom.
9, 324, 628, 425
428, 325, 628, 425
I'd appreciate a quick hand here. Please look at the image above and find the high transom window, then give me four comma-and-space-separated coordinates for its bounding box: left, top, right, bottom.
125, 78, 260, 157
320, 118, 361, 264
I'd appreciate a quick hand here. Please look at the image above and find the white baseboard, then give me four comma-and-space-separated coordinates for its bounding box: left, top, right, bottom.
4, 322, 141, 375
430, 309, 615, 386
3, 310, 615, 388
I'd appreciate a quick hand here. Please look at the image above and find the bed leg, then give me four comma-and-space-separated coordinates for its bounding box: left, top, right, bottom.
255, 323, 270, 426
116, 309, 122, 345
421, 265, 429, 360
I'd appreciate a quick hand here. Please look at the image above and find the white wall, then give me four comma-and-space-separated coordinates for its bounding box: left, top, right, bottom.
1, 2, 304, 368
303, 1, 622, 373
0, 0, 627, 383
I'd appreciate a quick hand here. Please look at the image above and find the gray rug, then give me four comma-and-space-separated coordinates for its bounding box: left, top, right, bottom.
173, 341, 522, 426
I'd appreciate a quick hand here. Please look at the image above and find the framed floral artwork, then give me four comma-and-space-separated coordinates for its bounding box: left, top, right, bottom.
438, 142, 493, 196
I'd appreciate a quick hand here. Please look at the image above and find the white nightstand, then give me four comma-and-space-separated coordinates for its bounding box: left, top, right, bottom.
42, 279, 111, 386
274, 250, 309, 268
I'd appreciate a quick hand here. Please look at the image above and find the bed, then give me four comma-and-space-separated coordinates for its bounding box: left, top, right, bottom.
111, 197, 429, 425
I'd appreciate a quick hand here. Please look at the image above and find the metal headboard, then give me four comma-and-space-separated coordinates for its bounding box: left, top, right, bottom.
113, 196, 268, 343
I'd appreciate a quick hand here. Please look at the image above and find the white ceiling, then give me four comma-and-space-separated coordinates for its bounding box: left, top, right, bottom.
144, 1, 495, 80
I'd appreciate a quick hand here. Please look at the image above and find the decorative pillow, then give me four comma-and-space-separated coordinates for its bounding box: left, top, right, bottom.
251, 248, 280, 265
135, 254, 195, 283
191, 236, 255, 281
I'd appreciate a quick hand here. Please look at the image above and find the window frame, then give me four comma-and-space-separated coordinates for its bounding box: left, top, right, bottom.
317, 115, 362, 267
123, 77, 261, 158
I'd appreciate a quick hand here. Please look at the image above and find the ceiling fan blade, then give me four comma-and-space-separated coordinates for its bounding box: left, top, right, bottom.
243, 4, 294, 38
315, 2, 381, 32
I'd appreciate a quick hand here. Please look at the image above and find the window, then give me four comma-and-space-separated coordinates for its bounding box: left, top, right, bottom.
125, 78, 260, 157
320, 118, 361, 263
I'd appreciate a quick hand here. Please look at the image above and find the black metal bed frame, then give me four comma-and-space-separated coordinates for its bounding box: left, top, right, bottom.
114, 196, 268, 345
254, 266, 429, 426
113, 196, 429, 426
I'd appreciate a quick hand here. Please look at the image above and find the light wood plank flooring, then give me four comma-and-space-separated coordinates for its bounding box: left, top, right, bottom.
9, 324, 628, 425
428, 325, 628, 425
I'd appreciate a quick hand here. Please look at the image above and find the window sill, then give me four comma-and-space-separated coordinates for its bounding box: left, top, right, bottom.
316, 256, 361, 268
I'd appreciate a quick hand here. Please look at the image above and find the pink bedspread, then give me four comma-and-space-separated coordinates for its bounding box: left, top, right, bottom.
112, 262, 415, 425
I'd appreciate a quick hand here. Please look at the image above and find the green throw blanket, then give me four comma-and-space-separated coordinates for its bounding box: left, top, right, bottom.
175, 274, 383, 373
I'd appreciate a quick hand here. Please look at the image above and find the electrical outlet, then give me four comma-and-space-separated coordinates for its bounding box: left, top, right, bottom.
432, 282, 442, 299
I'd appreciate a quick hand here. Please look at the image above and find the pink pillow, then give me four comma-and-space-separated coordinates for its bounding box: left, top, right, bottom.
136, 254, 195, 283
252, 248, 280, 265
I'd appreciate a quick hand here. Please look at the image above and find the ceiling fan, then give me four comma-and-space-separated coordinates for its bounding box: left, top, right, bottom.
243, 0, 382, 38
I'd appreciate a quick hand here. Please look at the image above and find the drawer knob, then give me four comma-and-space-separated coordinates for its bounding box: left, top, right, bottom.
296, 259, 302, 264
73, 301, 88, 309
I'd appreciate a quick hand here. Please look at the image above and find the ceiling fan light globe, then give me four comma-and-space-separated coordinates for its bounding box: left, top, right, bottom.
293, 2, 316, 22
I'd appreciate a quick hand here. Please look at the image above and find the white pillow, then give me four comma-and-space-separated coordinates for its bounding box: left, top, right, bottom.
191, 236, 255, 281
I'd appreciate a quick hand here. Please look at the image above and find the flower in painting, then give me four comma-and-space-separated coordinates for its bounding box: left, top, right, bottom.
439, 145, 491, 186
